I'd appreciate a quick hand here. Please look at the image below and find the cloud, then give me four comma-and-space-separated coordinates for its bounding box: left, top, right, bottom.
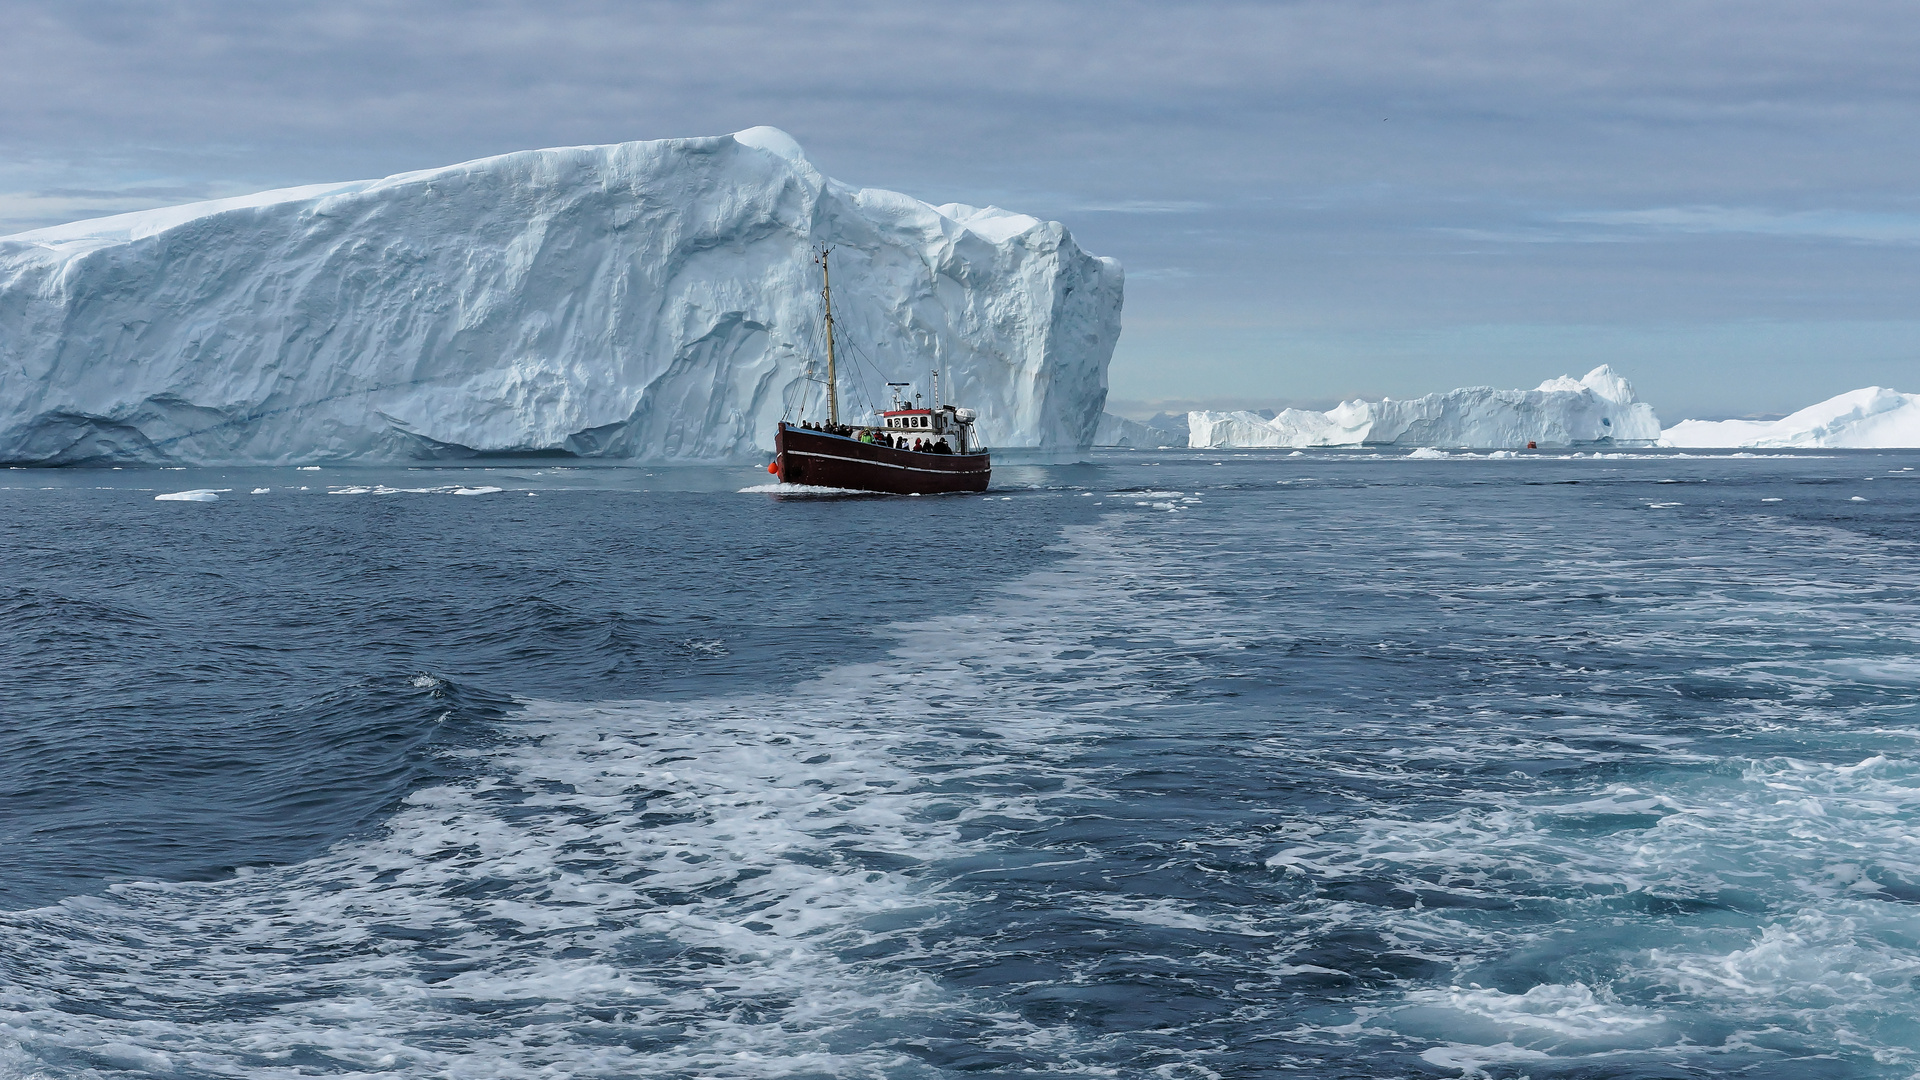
1070, 201, 1210, 215
1560, 206, 1920, 244
5, 0, 1920, 412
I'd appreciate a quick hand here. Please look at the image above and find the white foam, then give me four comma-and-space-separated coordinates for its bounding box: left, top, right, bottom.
737, 482, 878, 496
13, 481, 1920, 1076
1402, 983, 1666, 1041
0, 523, 1190, 1076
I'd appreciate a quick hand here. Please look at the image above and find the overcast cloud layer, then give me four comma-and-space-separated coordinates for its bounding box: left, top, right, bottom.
6, 0, 1917, 419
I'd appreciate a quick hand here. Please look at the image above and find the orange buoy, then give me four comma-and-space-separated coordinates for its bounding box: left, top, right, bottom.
1526, 441, 1537, 449
767, 460, 780, 475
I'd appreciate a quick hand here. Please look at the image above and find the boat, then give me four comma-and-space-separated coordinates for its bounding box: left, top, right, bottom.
768, 250, 991, 495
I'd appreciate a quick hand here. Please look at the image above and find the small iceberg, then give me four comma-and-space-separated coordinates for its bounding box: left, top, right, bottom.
155, 489, 225, 502
1663, 387, 1920, 448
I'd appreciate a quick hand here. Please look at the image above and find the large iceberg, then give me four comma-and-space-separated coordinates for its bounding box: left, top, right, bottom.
1662, 387, 1920, 448
0, 127, 1122, 464
1188, 366, 1661, 449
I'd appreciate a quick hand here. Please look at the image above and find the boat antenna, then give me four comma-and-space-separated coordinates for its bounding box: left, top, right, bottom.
816, 247, 839, 426
932, 368, 940, 410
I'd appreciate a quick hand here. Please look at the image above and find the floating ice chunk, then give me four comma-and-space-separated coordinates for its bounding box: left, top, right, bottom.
250, 487, 270, 494
154, 489, 225, 501
1664, 386, 1920, 447
295, 466, 321, 471
1851, 495, 1868, 502
453, 486, 503, 496
1407, 447, 1449, 459
1762, 497, 1783, 502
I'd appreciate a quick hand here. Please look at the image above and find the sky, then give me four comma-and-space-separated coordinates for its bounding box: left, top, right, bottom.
4, 0, 1917, 421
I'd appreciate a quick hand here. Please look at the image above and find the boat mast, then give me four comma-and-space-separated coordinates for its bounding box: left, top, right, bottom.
817, 248, 840, 426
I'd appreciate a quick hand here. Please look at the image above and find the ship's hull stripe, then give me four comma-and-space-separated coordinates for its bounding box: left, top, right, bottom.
785, 449, 990, 476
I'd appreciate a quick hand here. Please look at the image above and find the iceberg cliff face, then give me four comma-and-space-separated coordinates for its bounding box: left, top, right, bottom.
1188, 366, 1661, 449
0, 127, 1122, 464
1662, 387, 1920, 448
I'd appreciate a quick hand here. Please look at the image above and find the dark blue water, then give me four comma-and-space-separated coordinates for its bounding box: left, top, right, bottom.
3, 451, 1918, 1078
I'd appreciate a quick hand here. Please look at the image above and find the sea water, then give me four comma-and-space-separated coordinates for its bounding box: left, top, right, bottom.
2, 450, 1918, 1079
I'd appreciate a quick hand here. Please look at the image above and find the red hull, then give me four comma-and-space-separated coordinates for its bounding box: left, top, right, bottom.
774, 423, 990, 494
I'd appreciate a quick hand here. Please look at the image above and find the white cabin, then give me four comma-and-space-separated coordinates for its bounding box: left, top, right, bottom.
868, 405, 979, 454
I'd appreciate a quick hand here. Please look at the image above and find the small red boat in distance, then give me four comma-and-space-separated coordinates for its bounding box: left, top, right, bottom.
768, 250, 991, 495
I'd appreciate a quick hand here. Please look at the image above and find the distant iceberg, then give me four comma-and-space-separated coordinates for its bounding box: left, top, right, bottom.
1188, 366, 1660, 449
1662, 387, 1920, 448
1094, 412, 1189, 447
0, 127, 1122, 465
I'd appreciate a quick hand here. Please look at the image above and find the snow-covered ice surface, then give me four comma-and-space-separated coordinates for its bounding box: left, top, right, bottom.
1188, 365, 1660, 449
0, 127, 1121, 465
1664, 386, 1920, 448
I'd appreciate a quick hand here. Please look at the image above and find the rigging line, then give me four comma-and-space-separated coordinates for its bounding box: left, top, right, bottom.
828, 321, 879, 413
792, 321, 831, 423
835, 333, 890, 420
831, 340, 880, 422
